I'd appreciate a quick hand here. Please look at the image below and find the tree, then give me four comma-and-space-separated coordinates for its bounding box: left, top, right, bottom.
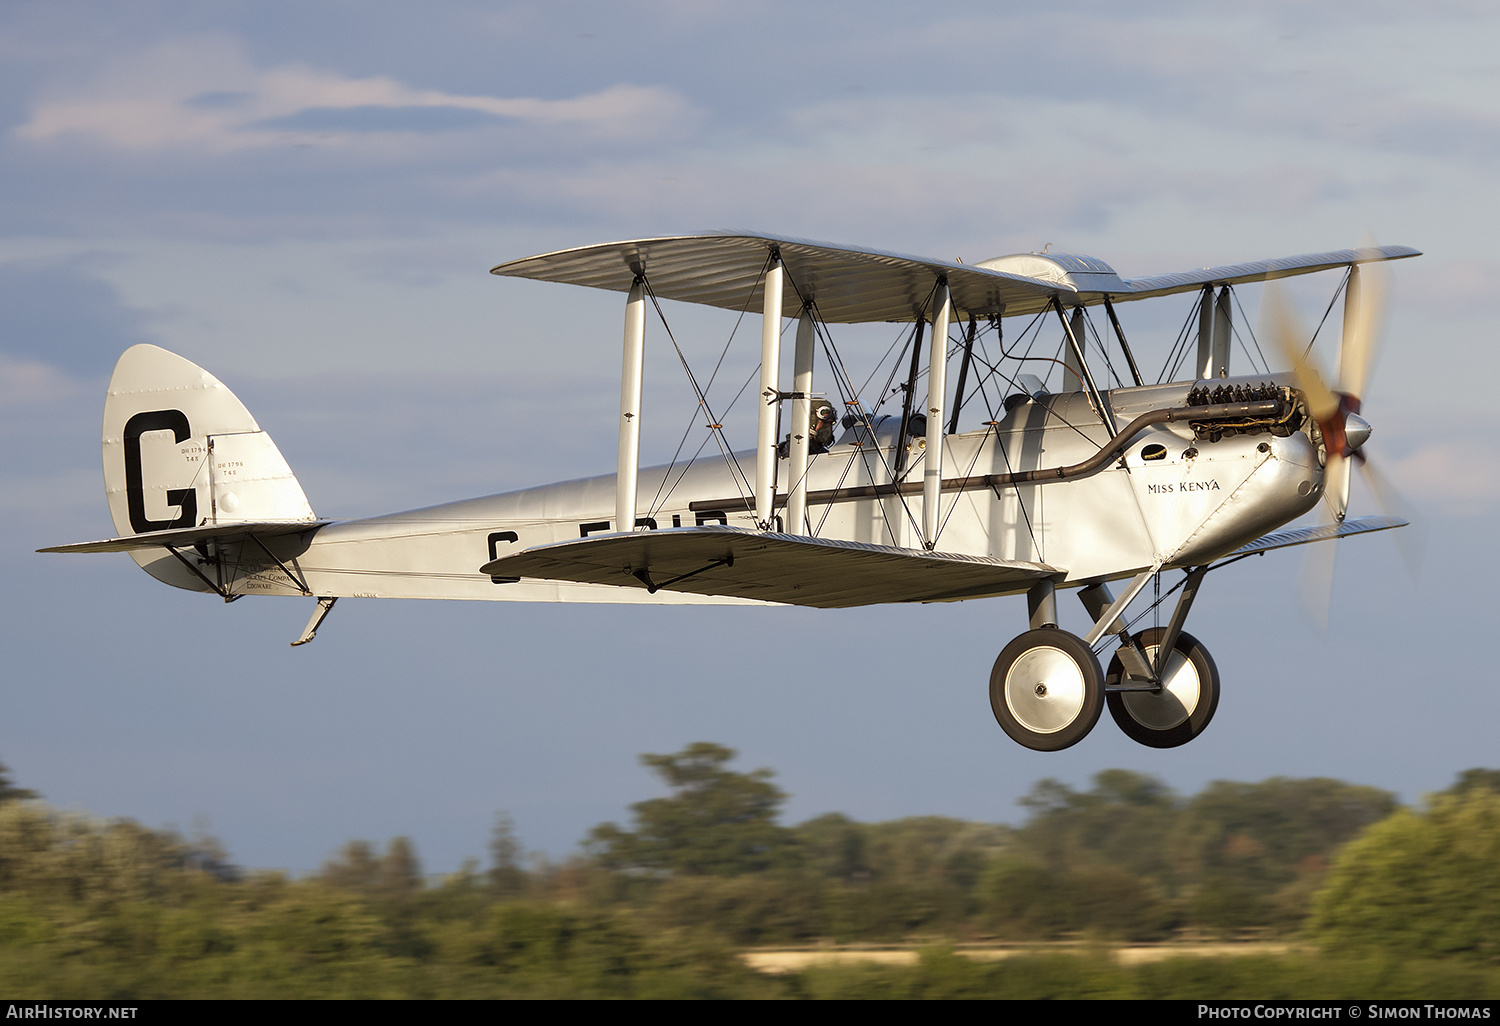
1307, 788, 1500, 961
795, 813, 869, 882
856, 816, 1010, 890
320, 840, 380, 891
1175, 777, 1396, 893
980, 857, 1174, 941
319, 837, 422, 897
0, 760, 37, 804
1444, 768, 1500, 797
378, 836, 423, 897
1014, 771, 1179, 886
586, 743, 794, 876
488, 813, 527, 896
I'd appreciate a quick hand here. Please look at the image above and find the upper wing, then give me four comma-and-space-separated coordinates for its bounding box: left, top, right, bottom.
1119, 246, 1421, 304
492, 231, 1057, 323
479, 525, 1059, 608
491, 231, 1419, 323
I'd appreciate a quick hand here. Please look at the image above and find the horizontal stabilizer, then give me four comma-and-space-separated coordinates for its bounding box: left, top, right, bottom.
39, 521, 331, 554
480, 525, 1059, 608
1229, 515, 1406, 557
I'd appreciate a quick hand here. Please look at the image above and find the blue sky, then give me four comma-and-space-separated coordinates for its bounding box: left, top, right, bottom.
3, 1, 1497, 874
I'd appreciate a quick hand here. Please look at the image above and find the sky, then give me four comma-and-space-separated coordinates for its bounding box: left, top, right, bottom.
3, 0, 1498, 876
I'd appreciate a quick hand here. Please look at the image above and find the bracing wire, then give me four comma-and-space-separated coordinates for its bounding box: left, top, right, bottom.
968, 321, 1040, 555
1158, 296, 1201, 383
784, 271, 929, 545
640, 273, 756, 514
1304, 269, 1349, 358
857, 325, 916, 401
1228, 286, 1272, 376
966, 309, 1050, 401
1081, 308, 1125, 390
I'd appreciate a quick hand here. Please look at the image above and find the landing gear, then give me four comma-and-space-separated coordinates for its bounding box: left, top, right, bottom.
992, 570, 1219, 752
990, 629, 1104, 752
1105, 628, 1220, 748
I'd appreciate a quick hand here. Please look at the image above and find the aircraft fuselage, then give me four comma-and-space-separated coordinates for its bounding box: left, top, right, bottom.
131, 374, 1324, 604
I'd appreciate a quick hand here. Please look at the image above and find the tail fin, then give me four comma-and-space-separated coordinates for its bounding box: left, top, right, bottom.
100, 344, 315, 589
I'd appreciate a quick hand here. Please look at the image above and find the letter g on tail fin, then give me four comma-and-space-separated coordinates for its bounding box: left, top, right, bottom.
122, 409, 196, 533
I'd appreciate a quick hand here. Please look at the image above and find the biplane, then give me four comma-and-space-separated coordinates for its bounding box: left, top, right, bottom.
42, 232, 1418, 751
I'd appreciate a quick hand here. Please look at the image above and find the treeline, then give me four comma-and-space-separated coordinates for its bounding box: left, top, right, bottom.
0, 753, 1496, 998
573, 744, 1415, 944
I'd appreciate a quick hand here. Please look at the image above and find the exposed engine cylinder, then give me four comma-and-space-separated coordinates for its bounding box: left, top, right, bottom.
1184, 382, 1301, 442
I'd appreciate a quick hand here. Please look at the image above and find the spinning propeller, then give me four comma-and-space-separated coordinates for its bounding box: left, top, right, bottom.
1261, 246, 1421, 623
1262, 253, 1385, 523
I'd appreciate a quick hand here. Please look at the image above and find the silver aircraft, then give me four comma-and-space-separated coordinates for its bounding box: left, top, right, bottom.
44, 232, 1417, 751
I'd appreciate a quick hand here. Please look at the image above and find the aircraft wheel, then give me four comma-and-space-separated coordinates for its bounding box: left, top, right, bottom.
1106, 628, 1220, 748
989, 629, 1104, 752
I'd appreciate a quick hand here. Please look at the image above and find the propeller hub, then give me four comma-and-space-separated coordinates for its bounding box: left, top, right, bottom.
1315, 393, 1366, 460
1343, 412, 1372, 453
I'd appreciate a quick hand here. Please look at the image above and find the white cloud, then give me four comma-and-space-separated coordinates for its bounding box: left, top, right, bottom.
12, 36, 692, 153
1388, 441, 1500, 516
0, 355, 84, 407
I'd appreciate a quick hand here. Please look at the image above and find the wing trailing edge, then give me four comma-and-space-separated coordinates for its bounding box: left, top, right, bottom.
480, 525, 1060, 609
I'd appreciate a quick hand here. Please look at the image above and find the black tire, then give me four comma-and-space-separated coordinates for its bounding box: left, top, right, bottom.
990, 628, 1104, 752
1105, 628, 1220, 749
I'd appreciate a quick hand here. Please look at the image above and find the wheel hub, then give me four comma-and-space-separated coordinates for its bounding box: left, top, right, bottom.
1005, 646, 1086, 733
1120, 647, 1199, 730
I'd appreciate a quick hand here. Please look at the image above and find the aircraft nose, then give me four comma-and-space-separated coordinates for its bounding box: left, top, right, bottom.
1344, 412, 1372, 452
